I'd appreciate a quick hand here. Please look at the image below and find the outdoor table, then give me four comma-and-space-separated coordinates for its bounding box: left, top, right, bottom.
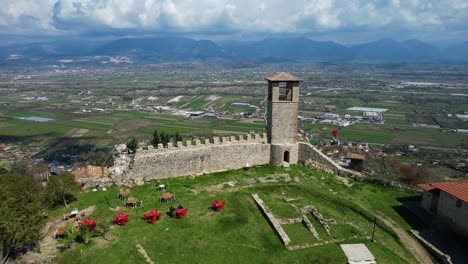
55, 226, 67, 239
119, 191, 131, 199
126, 198, 139, 207
160, 193, 174, 203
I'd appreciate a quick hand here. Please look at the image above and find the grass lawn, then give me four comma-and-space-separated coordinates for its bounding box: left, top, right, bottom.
384, 119, 411, 126
54, 165, 419, 264
0, 122, 71, 137
184, 95, 208, 110
303, 122, 467, 148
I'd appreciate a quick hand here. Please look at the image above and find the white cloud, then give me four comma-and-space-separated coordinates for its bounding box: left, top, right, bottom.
0, 0, 467, 39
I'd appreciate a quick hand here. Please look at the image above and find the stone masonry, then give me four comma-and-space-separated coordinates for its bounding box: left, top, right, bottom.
129, 133, 270, 180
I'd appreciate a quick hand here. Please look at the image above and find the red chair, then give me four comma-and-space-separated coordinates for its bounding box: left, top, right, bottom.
78, 218, 97, 231
211, 200, 225, 212
143, 209, 162, 224
176, 209, 187, 219
113, 213, 129, 226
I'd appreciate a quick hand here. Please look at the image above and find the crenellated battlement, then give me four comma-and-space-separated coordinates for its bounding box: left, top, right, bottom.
137, 133, 268, 156
129, 132, 271, 180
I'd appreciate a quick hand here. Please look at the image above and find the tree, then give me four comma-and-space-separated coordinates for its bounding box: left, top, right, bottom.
46, 172, 80, 208
0, 174, 46, 263
399, 164, 430, 184
151, 130, 161, 147
10, 160, 49, 181
126, 138, 138, 153
160, 132, 171, 147
0, 167, 8, 175
87, 151, 113, 177
174, 131, 183, 143
366, 156, 401, 184
10, 159, 33, 176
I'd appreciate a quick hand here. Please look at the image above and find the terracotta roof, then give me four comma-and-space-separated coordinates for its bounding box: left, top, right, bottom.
417, 183, 436, 191
265, 72, 303, 82
346, 152, 366, 160
418, 179, 468, 202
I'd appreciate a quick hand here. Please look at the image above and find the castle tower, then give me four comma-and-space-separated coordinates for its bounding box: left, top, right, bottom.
265, 72, 303, 166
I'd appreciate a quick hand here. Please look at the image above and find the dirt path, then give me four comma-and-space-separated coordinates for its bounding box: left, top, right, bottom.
18, 206, 97, 263
136, 243, 154, 264
18, 217, 63, 263
377, 212, 433, 264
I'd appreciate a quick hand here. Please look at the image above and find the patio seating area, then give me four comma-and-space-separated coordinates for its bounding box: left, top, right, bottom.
143, 209, 162, 224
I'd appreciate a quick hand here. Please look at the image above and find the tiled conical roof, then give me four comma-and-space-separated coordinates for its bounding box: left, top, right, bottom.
265, 72, 303, 82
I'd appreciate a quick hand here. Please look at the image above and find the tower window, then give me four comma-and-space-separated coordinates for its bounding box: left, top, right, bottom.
279, 82, 292, 101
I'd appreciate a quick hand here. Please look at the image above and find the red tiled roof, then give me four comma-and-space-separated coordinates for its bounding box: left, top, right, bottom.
347, 152, 366, 160
265, 72, 303, 82
417, 183, 436, 191
418, 179, 468, 202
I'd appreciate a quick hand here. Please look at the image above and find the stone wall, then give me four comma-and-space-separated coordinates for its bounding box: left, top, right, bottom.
128, 133, 270, 180
298, 142, 364, 180
298, 142, 342, 173
270, 143, 298, 166
252, 193, 291, 246
437, 191, 468, 238
267, 101, 299, 144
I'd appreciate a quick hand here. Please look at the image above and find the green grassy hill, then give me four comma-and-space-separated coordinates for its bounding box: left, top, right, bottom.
51, 165, 423, 264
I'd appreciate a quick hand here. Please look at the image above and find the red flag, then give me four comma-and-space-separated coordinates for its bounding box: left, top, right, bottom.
332, 130, 338, 139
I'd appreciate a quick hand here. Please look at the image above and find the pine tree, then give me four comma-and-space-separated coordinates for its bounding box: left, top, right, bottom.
174, 131, 183, 143
152, 130, 161, 147
160, 132, 170, 147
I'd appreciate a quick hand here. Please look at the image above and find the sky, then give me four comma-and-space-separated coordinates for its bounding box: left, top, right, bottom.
1, 0, 467, 45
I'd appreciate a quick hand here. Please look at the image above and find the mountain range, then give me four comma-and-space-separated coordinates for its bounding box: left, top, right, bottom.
1, 37, 468, 64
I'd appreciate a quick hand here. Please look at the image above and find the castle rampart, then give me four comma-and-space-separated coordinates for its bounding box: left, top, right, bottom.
129, 133, 270, 180
125, 73, 363, 182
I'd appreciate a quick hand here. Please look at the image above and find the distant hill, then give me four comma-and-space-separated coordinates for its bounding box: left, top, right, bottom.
0, 39, 103, 57
94, 37, 229, 60
223, 37, 348, 62
348, 39, 441, 62
1, 36, 468, 64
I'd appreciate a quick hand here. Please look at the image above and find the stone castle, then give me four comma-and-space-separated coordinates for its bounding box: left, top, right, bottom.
126, 73, 360, 183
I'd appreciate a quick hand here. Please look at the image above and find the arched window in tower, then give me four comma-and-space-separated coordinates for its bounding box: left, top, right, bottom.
279, 82, 293, 101
283, 151, 290, 163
